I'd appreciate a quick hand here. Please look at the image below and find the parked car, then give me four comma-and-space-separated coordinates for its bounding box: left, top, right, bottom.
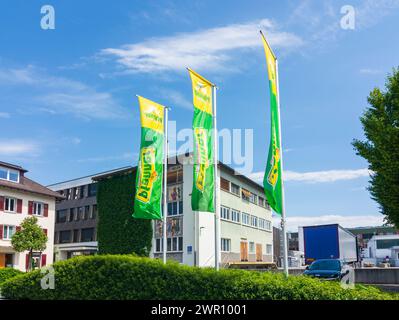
303, 259, 349, 280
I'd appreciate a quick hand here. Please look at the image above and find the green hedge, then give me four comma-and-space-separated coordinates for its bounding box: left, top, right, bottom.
97, 170, 152, 255
0, 268, 23, 285
1, 255, 397, 300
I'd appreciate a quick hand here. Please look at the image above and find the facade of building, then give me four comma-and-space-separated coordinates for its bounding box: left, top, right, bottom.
52, 154, 273, 267
363, 234, 399, 265
348, 226, 398, 249
0, 161, 60, 271
47, 168, 129, 261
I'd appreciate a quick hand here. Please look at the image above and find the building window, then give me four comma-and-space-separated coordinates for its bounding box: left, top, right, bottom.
164, 236, 183, 252
88, 183, 97, 197
81, 228, 95, 242
73, 229, 80, 243
249, 241, 255, 253
68, 208, 74, 222
220, 177, 230, 192
83, 206, 90, 220
231, 183, 240, 196
91, 205, 97, 219
251, 216, 258, 228
249, 192, 257, 204
167, 184, 183, 216
0, 166, 20, 183
376, 239, 399, 249
259, 197, 265, 207
155, 238, 163, 253
79, 186, 85, 199
242, 188, 250, 201
4, 197, 16, 212
259, 218, 266, 230
242, 213, 250, 225
266, 220, 271, 231
59, 230, 71, 243
56, 210, 67, 223
221, 238, 231, 252
231, 209, 240, 223
220, 206, 230, 220
74, 208, 81, 221
266, 244, 272, 255
3, 225, 15, 240
167, 167, 183, 184
33, 202, 43, 216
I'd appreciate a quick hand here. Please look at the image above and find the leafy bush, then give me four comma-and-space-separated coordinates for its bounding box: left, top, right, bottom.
1, 255, 397, 300
96, 170, 152, 256
0, 268, 23, 285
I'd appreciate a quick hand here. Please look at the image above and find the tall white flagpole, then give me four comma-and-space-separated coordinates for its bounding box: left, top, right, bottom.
213, 85, 220, 271
163, 107, 169, 264
275, 60, 289, 277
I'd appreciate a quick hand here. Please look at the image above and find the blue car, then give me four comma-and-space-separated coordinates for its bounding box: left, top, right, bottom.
303, 259, 349, 280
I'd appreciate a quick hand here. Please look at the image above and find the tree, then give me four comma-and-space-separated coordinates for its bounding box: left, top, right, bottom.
352, 67, 399, 228
11, 216, 47, 271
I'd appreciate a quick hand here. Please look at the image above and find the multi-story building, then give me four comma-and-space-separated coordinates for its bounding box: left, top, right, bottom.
51, 154, 273, 267
47, 168, 129, 261
0, 161, 60, 271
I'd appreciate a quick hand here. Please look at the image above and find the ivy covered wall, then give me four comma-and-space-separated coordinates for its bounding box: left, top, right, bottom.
96, 170, 152, 256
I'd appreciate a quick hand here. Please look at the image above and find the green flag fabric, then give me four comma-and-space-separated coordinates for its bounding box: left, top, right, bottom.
261, 32, 283, 215
188, 69, 215, 213
133, 96, 165, 220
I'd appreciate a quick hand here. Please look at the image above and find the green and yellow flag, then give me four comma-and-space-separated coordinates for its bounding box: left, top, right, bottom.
133, 96, 165, 220
188, 69, 215, 213
261, 32, 283, 215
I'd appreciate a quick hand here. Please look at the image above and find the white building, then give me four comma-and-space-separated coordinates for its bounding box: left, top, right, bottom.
52, 154, 274, 268
363, 234, 399, 265
0, 161, 61, 271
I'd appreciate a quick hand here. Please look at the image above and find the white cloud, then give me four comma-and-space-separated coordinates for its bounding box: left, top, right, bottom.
355, 0, 399, 29
0, 66, 127, 120
273, 214, 385, 232
249, 168, 370, 183
100, 19, 303, 73
0, 112, 10, 118
359, 68, 383, 75
0, 140, 39, 156
287, 0, 399, 49
157, 89, 192, 110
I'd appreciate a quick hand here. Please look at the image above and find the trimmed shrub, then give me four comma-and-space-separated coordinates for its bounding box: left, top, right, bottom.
1, 255, 397, 300
0, 268, 23, 285
97, 171, 152, 256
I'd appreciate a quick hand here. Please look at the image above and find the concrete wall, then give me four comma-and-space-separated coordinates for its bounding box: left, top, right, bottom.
355, 268, 399, 284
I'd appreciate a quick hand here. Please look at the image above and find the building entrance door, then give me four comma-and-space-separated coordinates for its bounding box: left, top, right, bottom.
5, 254, 13, 267
240, 241, 248, 261
0, 253, 5, 268
256, 244, 263, 261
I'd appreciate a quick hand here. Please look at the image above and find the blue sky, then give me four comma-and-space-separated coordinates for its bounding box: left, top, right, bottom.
1, 0, 398, 230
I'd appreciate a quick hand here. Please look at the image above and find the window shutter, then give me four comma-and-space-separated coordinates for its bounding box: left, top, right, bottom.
44, 204, 49, 217
0, 196, 4, 211
17, 199, 23, 213
28, 201, 33, 215
25, 254, 30, 271
16, 226, 21, 232
0, 225, 3, 239
43, 228, 48, 236
41, 254, 47, 267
